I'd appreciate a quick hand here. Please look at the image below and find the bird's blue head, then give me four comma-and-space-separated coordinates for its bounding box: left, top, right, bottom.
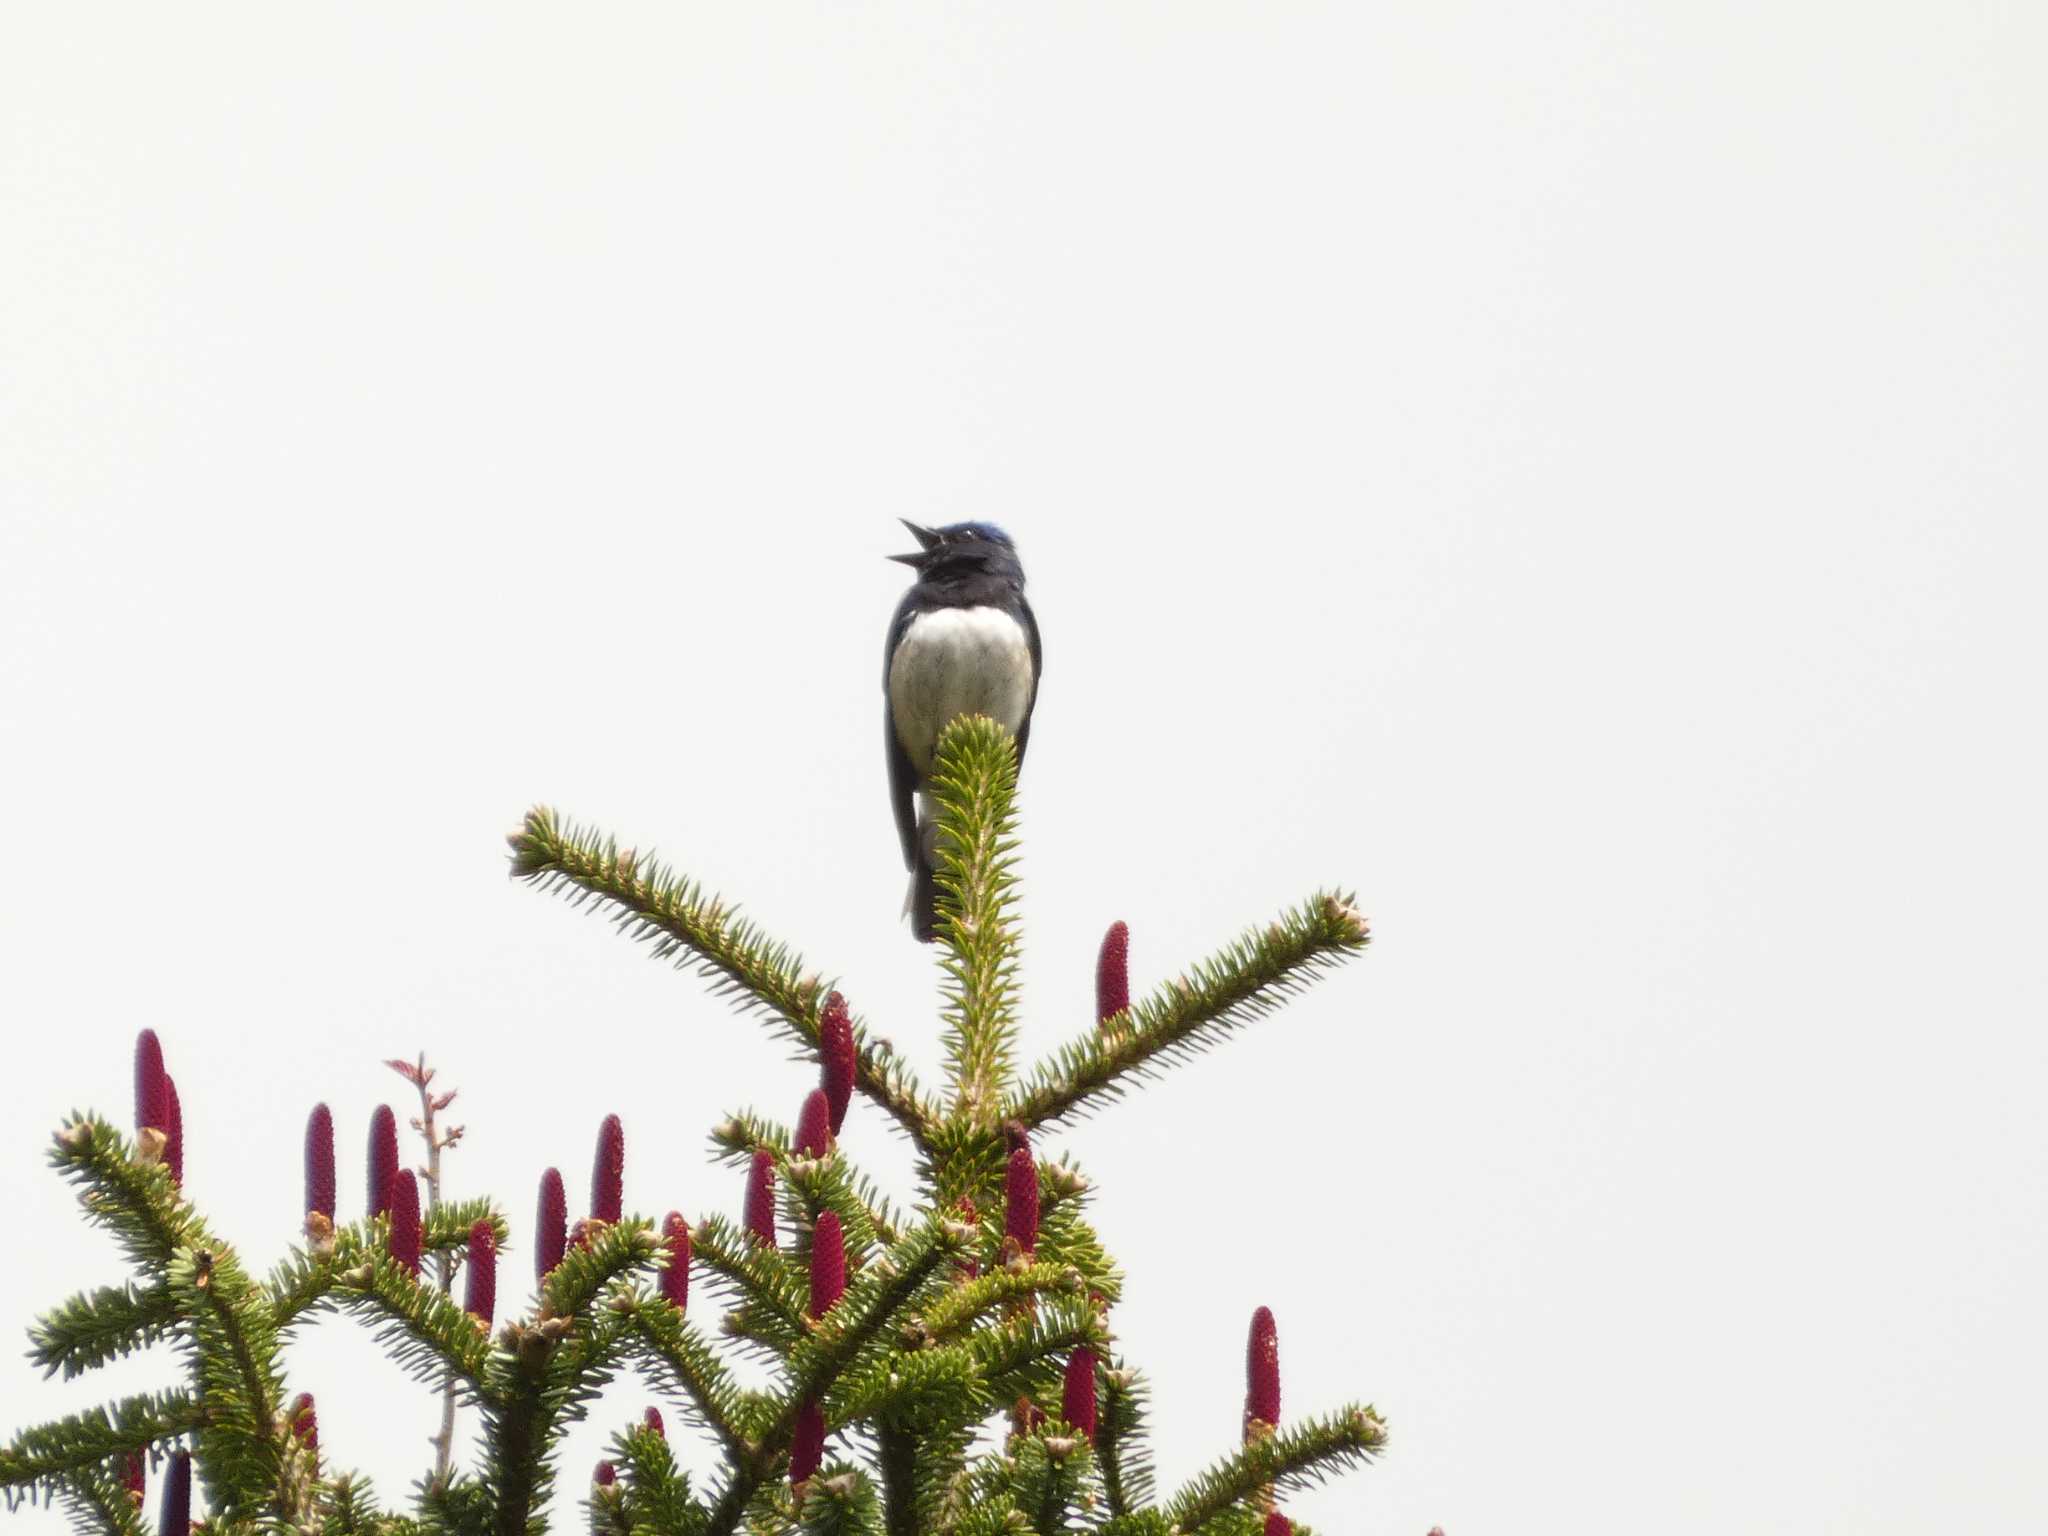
889, 520, 1024, 582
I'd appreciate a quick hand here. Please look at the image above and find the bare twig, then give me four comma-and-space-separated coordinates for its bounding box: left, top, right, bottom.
389, 1053, 465, 1483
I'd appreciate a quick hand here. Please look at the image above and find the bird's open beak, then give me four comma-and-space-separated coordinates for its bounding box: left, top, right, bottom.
889, 519, 942, 565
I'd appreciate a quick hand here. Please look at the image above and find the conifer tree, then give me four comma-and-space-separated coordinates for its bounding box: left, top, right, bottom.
3, 716, 1382, 1534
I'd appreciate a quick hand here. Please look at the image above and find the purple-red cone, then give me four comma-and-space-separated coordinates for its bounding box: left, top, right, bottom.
367, 1106, 399, 1219
158, 1449, 191, 1536
304, 1105, 336, 1220
287, 1392, 319, 1450
464, 1219, 497, 1324
388, 1170, 422, 1277
794, 1089, 832, 1158
789, 1398, 826, 1485
661, 1210, 692, 1312
593, 1461, 616, 1487
1263, 1515, 1293, 1536
134, 1030, 170, 1141
1004, 1145, 1039, 1258
121, 1451, 144, 1504
744, 1149, 776, 1249
164, 1077, 184, 1187
810, 1210, 846, 1319
591, 1114, 625, 1224
1062, 1346, 1098, 1440
1096, 920, 1130, 1024
643, 1406, 665, 1438
535, 1167, 567, 1280
1246, 1306, 1281, 1430
819, 990, 856, 1135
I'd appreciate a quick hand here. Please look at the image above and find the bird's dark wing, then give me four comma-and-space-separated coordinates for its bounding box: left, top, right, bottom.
1013, 592, 1043, 769
885, 595, 922, 871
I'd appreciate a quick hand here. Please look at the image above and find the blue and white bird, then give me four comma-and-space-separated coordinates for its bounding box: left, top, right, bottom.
885, 520, 1042, 942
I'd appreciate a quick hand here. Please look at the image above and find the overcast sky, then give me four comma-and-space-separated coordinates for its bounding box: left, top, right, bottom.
3, 6, 2044, 1533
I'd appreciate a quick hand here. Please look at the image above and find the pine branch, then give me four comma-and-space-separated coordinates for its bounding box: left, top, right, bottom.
874, 1428, 915, 1536
825, 1344, 981, 1434
0, 1393, 203, 1491
796, 1463, 882, 1536
968, 1299, 1110, 1406
699, 1221, 965, 1536
49, 1462, 148, 1536
620, 1296, 757, 1459
48, 1117, 206, 1274
1096, 1360, 1156, 1516
783, 1220, 959, 1413
607, 1423, 700, 1536
317, 1473, 392, 1536
916, 1264, 1082, 1341
690, 1214, 810, 1353
539, 1219, 659, 1322
713, 1114, 913, 1251
1005, 892, 1371, 1130
161, 1240, 293, 1521
1008, 1431, 1093, 1536
327, 1255, 497, 1399
1096, 1517, 1174, 1536
1163, 1406, 1388, 1533
1031, 1165, 1124, 1308
269, 1201, 507, 1330
473, 1226, 651, 1536
481, 1314, 632, 1536
418, 1473, 496, 1536
28, 1283, 177, 1381
779, 1155, 888, 1269
508, 808, 938, 1146
926, 717, 1024, 1130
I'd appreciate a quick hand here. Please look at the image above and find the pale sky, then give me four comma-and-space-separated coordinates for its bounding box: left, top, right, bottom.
3, 6, 2044, 1533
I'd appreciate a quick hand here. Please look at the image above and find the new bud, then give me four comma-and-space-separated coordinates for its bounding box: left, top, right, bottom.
1062, 1347, 1098, 1440
1004, 1145, 1039, 1259
535, 1167, 567, 1280
1246, 1305, 1280, 1432
744, 1149, 776, 1249
593, 1461, 616, 1487
387, 1170, 422, 1277
304, 1104, 336, 1221
1096, 920, 1130, 1024
591, 1114, 625, 1224
1264, 1515, 1293, 1536
643, 1405, 665, 1438
819, 990, 856, 1134
661, 1210, 691, 1312
795, 1089, 832, 1158
810, 1209, 846, 1318
465, 1219, 497, 1324
367, 1106, 399, 1219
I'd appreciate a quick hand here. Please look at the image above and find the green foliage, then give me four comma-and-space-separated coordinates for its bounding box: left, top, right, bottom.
1096, 1360, 1157, 1515
7, 714, 1383, 1536
28, 1282, 176, 1381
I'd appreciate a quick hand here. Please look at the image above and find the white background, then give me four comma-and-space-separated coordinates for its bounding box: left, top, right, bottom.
4, 5, 2044, 1532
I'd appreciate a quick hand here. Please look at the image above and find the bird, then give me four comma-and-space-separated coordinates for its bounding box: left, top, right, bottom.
885, 520, 1041, 941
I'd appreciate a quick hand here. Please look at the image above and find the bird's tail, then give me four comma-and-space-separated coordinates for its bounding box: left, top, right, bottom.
908, 859, 937, 944
905, 799, 939, 943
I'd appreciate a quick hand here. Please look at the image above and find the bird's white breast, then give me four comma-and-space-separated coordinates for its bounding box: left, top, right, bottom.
889, 606, 1034, 776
